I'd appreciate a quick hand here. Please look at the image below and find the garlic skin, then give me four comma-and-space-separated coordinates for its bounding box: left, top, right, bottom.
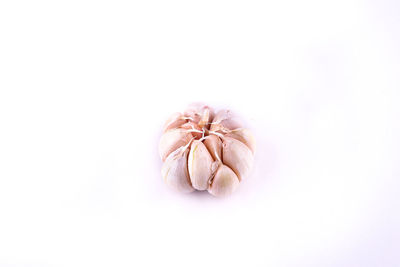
188, 140, 214, 190
159, 104, 255, 196
222, 136, 254, 181
208, 164, 240, 197
161, 147, 194, 193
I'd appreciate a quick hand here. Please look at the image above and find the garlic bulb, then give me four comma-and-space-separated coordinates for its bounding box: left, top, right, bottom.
159, 104, 255, 197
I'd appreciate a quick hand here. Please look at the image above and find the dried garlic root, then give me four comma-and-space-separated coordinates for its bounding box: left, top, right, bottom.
159, 103, 255, 197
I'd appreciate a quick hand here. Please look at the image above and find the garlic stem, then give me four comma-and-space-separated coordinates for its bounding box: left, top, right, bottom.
181, 116, 195, 121
185, 129, 203, 134
208, 130, 224, 138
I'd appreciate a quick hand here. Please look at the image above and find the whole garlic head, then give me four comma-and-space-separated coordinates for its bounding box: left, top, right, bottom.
159, 104, 255, 197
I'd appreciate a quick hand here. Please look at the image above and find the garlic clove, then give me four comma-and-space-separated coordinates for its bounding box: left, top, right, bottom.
187, 140, 214, 190
198, 107, 210, 128
208, 164, 239, 197
225, 128, 256, 154
183, 104, 202, 124
159, 128, 193, 161
210, 109, 242, 132
222, 136, 253, 180
161, 147, 194, 193
198, 105, 214, 128
208, 108, 215, 126
163, 112, 187, 132
184, 103, 214, 128
203, 134, 222, 162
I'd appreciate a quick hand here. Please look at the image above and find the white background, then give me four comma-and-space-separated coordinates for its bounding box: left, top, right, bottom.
0, 0, 399, 266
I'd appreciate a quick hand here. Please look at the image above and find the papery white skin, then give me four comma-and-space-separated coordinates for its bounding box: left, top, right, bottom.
222, 136, 254, 181
161, 147, 194, 193
208, 164, 239, 197
188, 140, 214, 190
